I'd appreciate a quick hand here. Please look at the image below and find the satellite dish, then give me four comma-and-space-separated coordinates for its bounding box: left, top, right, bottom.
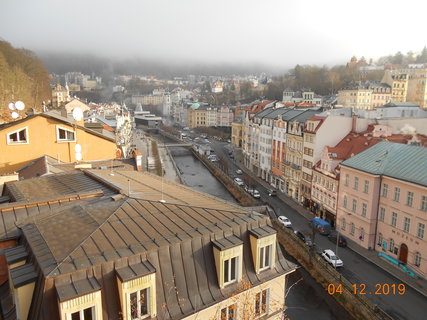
15, 101, 25, 111
72, 107, 83, 121
74, 144, 82, 153
75, 152, 82, 161
8, 103, 15, 110
11, 112, 19, 119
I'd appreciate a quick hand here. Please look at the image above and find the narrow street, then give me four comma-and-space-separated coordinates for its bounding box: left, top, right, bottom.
209, 139, 427, 320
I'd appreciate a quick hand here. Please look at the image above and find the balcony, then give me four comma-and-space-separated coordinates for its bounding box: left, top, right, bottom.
291, 163, 301, 170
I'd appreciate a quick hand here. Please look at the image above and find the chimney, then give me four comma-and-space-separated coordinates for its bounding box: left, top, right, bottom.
60, 108, 67, 118
351, 114, 357, 132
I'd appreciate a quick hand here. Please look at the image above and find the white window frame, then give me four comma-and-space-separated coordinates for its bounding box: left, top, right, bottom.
379, 207, 385, 222
224, 256, 238, 285
362, 203, 367, 217
403, 217, 410, 233
259, 244, 272, 271
56, 125, 76, 142
66, 306, 95, 320
418, 223, 425, 239
6, 127, 29, 145
129, 287, 150, 320
220, 304, 236, 320
254, 289, 269, 317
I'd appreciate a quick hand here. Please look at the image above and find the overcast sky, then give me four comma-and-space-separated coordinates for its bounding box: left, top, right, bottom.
0, 0, 425, 68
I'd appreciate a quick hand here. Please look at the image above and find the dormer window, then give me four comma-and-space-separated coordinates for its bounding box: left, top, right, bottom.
116, 260, 157, 320
249, 226, 277, 274
7, 127, 28, 144
213, 235, 243, 288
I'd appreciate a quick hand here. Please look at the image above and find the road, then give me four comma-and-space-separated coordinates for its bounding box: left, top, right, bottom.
208, 139, 427, 320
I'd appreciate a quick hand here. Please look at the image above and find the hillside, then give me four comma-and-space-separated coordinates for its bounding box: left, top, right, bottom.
0, 41, 51, 123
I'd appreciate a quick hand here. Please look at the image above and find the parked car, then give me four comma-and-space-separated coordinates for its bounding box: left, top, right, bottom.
234, 177, 244, 186
251, 189, 260, 198
321, 249, 343, 267
328, 233, 347, 247
268, 189, 277, 196
278, 216, 292, 228
244, 185, 254, 193
236, 169, 243, 175
294, 230, 313, 246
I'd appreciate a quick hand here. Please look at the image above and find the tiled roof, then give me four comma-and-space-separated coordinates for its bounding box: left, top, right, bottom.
340, 141, 427, 187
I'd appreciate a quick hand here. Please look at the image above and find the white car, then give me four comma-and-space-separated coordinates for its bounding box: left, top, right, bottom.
236, 169, 243, 175
234, 178, 244, 186
252, 189, 260, 198
278, 216, 292, 228
321, 249, 343, 267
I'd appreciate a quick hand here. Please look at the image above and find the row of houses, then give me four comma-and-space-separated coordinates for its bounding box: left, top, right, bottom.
232, 100, 427, 278
172, 102, 234, 128
337, 64, 427, 110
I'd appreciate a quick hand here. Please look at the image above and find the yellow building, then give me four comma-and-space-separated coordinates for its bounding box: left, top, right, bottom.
0, 170, 296, 319
0, 112, 117, 175
391, 74, 408, 103
231, 121, 243, 147
51, 83, 70, 108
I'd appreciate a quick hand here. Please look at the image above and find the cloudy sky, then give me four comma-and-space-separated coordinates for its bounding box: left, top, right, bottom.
0, 0, 425, 68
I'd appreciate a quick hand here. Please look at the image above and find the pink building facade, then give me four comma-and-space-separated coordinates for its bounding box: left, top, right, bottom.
337, 142, 427, 278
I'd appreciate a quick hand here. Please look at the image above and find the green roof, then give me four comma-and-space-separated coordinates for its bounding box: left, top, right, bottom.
340, 141, 427, 187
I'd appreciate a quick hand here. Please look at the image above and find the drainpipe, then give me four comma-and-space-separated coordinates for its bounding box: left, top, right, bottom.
372, 175, 382, 251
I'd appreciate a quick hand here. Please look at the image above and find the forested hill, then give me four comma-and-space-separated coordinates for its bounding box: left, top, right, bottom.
0, 41, 51, 124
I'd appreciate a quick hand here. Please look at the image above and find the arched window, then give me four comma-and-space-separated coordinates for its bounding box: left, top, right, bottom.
350, 223, 355, 235
414, 252, 421, 267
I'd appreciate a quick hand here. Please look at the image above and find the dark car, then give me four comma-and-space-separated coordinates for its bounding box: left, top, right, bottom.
328, 233, 347, 247
294, 230, 313, 246
268, 189, 277, 196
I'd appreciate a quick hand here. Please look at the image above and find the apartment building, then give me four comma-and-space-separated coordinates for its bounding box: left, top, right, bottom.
0, 170, 296, 319
312, 124, 427, 225
0, 111, 117, 175
282, 110, 318, 202
337, 142, 427, 278
282, 89, 323, 106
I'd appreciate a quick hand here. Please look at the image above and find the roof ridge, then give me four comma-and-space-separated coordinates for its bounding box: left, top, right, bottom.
46, 198, 126, 277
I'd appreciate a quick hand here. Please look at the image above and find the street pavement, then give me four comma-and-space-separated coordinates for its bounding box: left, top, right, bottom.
209, 139, 427, 320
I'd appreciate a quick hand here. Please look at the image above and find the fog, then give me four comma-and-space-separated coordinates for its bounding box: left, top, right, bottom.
1, 0, 426, 71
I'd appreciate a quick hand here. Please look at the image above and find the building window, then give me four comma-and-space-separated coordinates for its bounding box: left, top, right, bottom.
352, 199, 357, 212
353, 177, 359, 190
417, 223, 425, 239
341, 219, 346, 231
255, 289, 269, 317
393, 187, 400, 202
382, 183, 388, 197
414, 252, 421, 267
345, 174, 349, 186
350, 223, 355, 235
421, 196, 427, 212
389, 239, 395, 253
7, 127, 28, 144
343, 196, 347, 208
224, 257, 238, 285
391, 212, 397, 227
403, 217, 410, 233
259, 245, 272, 271
360, 228, 365, 241
363, 180, 369, 193
70, 307, 95, 320
379, 207, 385, 222
130, 288, 149, 320
57, 126, 76, 142
378, 233, 383, 246
406, 192, 414, 207
221, 304, 236, 320
361, 203, 367, 217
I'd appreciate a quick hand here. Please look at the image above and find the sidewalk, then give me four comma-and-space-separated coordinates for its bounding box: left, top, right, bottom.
233, 148, 427, 298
